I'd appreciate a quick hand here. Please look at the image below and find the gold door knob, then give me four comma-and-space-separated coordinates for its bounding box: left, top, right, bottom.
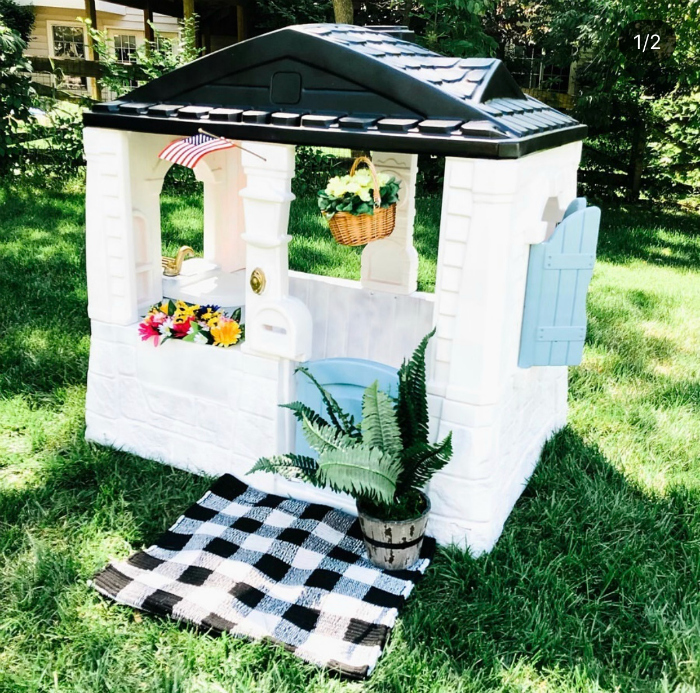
250, 268, 266, 294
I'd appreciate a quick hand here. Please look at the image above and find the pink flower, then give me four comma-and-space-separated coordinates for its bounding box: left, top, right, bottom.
138, 315, 161, 346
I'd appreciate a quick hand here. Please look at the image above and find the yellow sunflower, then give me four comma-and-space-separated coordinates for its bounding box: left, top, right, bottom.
175, 300, 199, 317
211, 318, 242, 347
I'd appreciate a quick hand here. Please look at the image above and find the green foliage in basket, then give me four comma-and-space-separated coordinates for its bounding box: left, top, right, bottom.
317, 169, 401, 218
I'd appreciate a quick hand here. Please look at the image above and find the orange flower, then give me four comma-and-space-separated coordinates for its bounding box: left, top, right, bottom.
210, 317, 241, 347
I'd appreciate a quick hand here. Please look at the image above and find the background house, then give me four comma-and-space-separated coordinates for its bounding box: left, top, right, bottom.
17, 0, 180, 96
16, 0, 250, 98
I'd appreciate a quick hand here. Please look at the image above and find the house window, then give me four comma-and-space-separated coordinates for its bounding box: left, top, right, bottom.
49, 24, 87, 91
155, 34, 177, 54
51, 25, 86, 59
113, 34, 138, 63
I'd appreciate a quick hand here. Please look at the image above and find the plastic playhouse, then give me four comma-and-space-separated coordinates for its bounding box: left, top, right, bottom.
82, 23, 600, 555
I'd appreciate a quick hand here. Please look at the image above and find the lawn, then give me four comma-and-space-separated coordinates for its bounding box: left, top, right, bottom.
0, 183, 699, 692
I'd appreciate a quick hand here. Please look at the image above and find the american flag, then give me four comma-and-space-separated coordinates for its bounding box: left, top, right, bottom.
158, 133, 235, 169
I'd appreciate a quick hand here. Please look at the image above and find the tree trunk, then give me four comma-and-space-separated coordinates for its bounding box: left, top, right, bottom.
332, 0, 354, 24
626, 120, 646, 203
401, 0, 412, 26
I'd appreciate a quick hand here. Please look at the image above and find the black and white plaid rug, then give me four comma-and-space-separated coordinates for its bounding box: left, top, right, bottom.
92, 474, 434, 678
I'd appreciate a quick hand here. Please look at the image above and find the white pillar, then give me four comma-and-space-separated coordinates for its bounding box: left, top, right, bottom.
194, 147, 246, 273
360, 151, 419, 294
239, 142, 312, 361
85, 127, 138, 325
426, 142, 582, 554
128, 132, 175, 314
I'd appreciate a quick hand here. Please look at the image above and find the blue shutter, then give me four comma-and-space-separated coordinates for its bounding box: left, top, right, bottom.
294, 358, 399, 458
519, 205, 601, 368
563, 197, 588, 219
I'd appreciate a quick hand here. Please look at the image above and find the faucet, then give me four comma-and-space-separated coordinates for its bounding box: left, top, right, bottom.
161, 246, 195, 277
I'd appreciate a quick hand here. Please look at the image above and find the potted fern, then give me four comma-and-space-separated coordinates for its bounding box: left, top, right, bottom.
248, 331, 452, 570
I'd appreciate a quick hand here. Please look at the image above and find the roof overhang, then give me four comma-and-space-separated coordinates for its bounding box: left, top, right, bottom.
83, 110, 587, 159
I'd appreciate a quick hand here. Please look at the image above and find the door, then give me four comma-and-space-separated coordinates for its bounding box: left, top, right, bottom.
294, 358, 399, 458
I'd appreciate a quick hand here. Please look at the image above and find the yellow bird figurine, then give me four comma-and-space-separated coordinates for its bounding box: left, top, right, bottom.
161, 246, 195, 277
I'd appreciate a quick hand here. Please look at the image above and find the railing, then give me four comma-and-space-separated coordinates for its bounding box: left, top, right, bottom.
522, 88, 576, 111
28, 56, 148, 81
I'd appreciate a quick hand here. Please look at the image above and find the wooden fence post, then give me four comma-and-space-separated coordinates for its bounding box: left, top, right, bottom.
83, 0, 100, 100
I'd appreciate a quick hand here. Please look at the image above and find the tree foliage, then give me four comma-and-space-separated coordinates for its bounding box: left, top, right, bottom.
253, 0, 332, 34
0, 0, 34, 42
0, 20, 32, 179
527, 0, 700, 200
412, 0, 699, 201
85, 15, 202, 97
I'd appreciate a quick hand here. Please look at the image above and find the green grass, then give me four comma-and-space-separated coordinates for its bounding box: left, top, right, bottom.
1, 185, 699, 692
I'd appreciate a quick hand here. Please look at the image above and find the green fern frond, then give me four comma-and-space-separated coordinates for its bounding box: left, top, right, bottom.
301, 414, 358, 455
396, 432, 453, 494
248, 454, 320, 485
317, 444, 401, 505
296, 366, 361, 438
361, 381, 402, 457
396, 328, 435, 448
281, 401, 329, 429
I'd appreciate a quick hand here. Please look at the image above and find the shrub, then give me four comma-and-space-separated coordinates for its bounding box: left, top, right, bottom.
0, 0, 34, 42
86, 15, 201, 97
22, 100, 84, 185
0, 20, 33, 179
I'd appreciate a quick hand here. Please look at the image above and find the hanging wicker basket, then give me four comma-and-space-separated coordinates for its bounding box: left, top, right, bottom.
323, 156, 397, 247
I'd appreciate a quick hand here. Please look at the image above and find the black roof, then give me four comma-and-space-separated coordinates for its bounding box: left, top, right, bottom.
84, 24, 586, 158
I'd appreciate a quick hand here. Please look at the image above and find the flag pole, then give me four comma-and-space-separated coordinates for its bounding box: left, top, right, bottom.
198, 128, 267, 161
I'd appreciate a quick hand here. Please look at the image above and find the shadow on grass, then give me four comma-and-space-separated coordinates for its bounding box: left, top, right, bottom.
396, 427, 700, 691
596, 205, 700, 270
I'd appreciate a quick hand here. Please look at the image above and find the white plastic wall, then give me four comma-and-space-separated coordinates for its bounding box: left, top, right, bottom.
360, 151, 419, 294
289, 272, 433, 368
426, 141, 582, 553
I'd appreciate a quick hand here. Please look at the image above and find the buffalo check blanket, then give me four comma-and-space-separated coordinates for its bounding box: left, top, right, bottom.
92, 474, 435, 678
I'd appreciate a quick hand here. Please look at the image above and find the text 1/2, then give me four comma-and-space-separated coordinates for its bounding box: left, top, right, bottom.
634, 34, 661, 52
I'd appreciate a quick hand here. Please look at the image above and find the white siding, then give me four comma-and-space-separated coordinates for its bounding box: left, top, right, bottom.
27, 5, 179, 58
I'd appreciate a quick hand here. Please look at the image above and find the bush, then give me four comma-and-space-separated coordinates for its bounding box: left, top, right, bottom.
21, 100, 84, 185
161, 164, 201, 195
293, 147, 349, 198
0, 20, 33, 180
86, 15, 201, 97
0, 0, 34, 42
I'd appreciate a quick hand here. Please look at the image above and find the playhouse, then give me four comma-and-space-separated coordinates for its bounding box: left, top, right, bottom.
82, 23, 598, 555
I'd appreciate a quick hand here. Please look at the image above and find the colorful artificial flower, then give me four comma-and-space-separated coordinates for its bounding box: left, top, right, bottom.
175, 300, 199, 318
196, 305, 220, 322
211, 316, 242, 347
171, 316, 195, 339
138, 313, 163, 345
138, 299, 244, 348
